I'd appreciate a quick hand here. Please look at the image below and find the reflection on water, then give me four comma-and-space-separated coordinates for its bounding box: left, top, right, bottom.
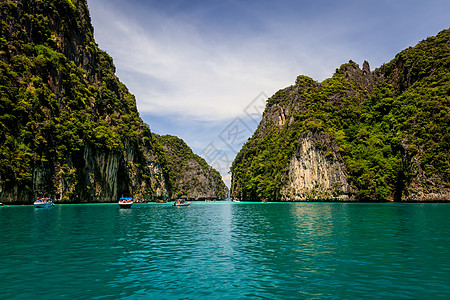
1, 203, 449, 299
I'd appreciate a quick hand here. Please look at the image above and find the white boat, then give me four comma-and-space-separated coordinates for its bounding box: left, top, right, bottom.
172, 199, 191, 206
34, 198, 54, 208
118, 197, 133, 208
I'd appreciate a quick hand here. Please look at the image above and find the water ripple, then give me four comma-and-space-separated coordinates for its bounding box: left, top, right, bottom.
1, 203, 450, 299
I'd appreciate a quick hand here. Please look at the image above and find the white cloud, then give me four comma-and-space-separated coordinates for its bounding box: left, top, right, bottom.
88, 1, 450, 123
87, 0, 353, 122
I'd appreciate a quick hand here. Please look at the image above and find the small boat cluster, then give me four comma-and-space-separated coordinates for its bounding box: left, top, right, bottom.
0, 197, 234, 208
5, 196, 233, 208
117, 197, 191, 208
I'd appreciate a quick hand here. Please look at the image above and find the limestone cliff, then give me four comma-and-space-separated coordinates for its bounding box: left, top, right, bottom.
231, 29, 450, 202
152, 134, 228, 200
280, 131, 353, 201
0, 0, 171, 203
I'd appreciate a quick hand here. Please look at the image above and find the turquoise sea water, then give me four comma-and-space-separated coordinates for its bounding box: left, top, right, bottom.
1, 202, 449, 299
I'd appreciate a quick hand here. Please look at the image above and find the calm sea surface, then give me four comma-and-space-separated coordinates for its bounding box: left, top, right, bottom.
1, 202, 449, 299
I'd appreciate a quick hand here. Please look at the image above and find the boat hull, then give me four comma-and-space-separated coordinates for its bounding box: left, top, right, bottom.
119, 202, 133, 208
172, 202, 191, 206
34, 202, 54, 208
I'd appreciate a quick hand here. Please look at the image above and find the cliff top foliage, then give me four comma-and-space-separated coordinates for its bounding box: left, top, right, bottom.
231, 28, 450, 201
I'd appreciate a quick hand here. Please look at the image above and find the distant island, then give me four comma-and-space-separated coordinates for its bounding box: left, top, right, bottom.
231, 29, 450, 202
152, 134, 227, 200
0, 0, 226, 204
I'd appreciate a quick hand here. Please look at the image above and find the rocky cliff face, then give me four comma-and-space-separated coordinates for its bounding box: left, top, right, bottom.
0, 0, 171, 203
231, 29, 450, 202
152, 134, 228, 200
280, 131, 353, 201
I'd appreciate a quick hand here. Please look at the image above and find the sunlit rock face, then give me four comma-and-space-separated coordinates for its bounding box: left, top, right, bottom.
280, 131, 354, 201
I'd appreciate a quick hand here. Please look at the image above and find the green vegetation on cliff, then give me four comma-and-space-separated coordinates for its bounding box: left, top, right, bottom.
0, 0, 163, 202
231, 29, 450, 201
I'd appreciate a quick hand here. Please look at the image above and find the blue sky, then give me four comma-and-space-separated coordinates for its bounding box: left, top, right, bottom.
86, 0, 449, 187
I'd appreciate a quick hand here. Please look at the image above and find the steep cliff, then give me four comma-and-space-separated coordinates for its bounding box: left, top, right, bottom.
152, 134, 228, 200
231, 29, 450, 202
0, 0, 171, 203
280, 131, 353, 201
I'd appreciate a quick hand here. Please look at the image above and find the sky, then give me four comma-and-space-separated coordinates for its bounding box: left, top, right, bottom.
86, 0, 450, 187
